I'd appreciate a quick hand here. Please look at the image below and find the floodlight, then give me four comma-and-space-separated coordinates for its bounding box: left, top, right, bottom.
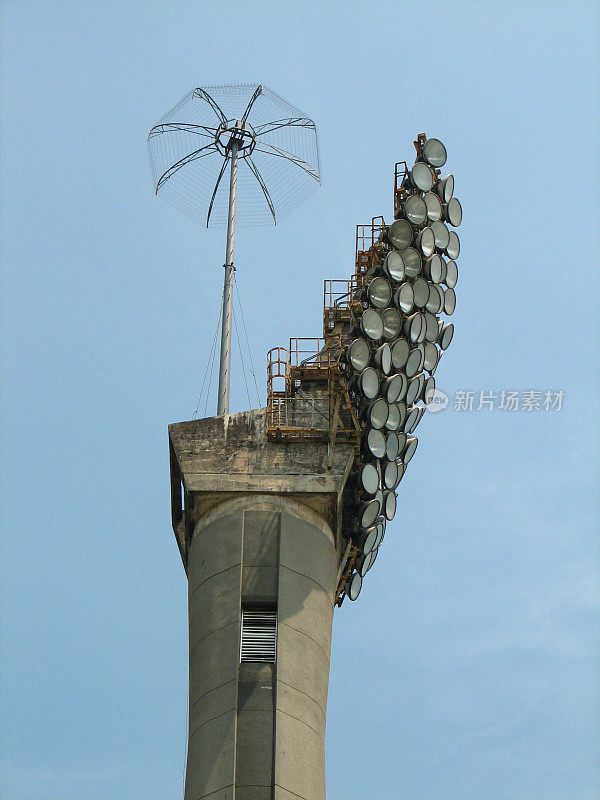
423, 191, 442, 222
402, 195, 427, 226
383, 490, 396, 520
359, 548, 377, 576
361, 308, 384, 340
412, 277, 430, 308
405, 405, 424, 434
437, 174, 454, 203
402, 247, 422, 278
360, 524, 379, 554
359, 462, 380, 494
366, 427, 386, 458
367, 397, 389, 429
347, 338, 370, 371
382, 308, 402, 340
416, 227, 435, 257
383, 249, 406, 282
391, 338, 410, 369
373, 519, 386, 548
424, 254, 443, 283
406, 373, 424, 406
385, 402, 401, 431
424, 311, 440, 342
395, 283, 414, 314
384, 373, 407, 403
422, 137, 447, 168
410, 161, 434, 192
385, 431, 400, 460
446, 230, 460, 260
443, 287, 456, 315
359, 366, 380, 398
347, 571, 362, 601
416, 314, 427, 344
445, 259, 458, 289
431, 220, 450, 251
387, 218, 412, 250
403, 436, 418, 464
405, 346, 424, 378
403, 313, 423, 343
383, 459, 398, 489
368, 277, 392, 308
426, 284, 443, 313
394, 462, 406, 487
423, 342, 439, 372
439, 322, 454, 350
358, 498, 380, 528
424, 375, 436, 404
445, 197, 462, 227
374, 343, 392, 374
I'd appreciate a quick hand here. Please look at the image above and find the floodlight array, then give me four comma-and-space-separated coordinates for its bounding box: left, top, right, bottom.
340, 136, 461, 603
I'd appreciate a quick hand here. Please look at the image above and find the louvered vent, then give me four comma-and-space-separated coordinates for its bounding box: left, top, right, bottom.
240, 608, 277, 663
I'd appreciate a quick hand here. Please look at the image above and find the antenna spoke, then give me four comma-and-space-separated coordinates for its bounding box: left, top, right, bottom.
253, 142, 320, 182
246, 157, 276, 224
193, 88, 227, 124
254, 117, 315, 136
206, 155, 231, 227
240, 85, 263, 125
155, 143, 218, 193
148, 122, 217, 139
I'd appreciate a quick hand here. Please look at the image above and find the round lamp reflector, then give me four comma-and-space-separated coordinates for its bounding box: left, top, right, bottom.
445, 259, 458, 289
374, 342, 392, 374
416, 227, 436, 257
394, 462, 406, 487
359, 498, 380, 528
361, 548, 377, 576
424, 191, 443, 222
385, 402, 401, 431
423, 137, 447, 167
424, 342, 439, 372
359, 366, 380, 399
406, 373, 424, 406
384, 490, 397, 520
381, 308, 402, 341
403, 436, 418, 464
431, 220, 450, 250
360, 462, 379, 495
439, 323, 454, 350
384, 373, 407, 404
402, 247, 422, 278
388, 219, 412, 250
405, 346, 423, 378
366, 427, 386, 458
361, 309, 384, 340
347, 571, 362, 601
437, 174, 454, 203
404, 313, 423, 344
412, 277, 430, 308
445, 196, 462, 227
368, 277, 392, 308
443, 287, 456, 315
395, 283, 414, 314
403, 194, 427, 226
347, 338, 370, 371
386, 431, 400, 461
424, 376, 436, 404
411, 161, 434, 191
391, 338, 410, 369
362, 525, 379, 554
384, 249, 406, 282
425, 311, 440, 342
424, 254, 443, 283
383, 460, 398, 489
368, 397, 389, 429
446, 230, 460, 260
374, 520, 386, 548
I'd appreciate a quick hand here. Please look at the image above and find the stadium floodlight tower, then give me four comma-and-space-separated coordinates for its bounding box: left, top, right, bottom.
148, 84, 320, 414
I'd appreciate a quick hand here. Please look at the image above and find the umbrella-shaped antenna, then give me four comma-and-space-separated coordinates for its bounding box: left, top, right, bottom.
147, 84, 321, 415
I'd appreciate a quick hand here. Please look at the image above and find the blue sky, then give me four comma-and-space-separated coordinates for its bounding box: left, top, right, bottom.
1, 2, 598, 799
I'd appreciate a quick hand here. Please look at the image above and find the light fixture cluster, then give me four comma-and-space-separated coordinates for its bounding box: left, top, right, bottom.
340, 136, 461, 602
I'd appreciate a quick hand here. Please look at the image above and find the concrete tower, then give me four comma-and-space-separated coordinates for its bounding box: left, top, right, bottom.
169, 405, 354, 800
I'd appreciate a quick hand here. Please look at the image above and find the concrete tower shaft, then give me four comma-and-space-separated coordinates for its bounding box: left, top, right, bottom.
169, 410, 354, 800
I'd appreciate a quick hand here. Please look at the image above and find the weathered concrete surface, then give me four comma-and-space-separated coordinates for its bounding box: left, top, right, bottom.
172, 408, 354, 800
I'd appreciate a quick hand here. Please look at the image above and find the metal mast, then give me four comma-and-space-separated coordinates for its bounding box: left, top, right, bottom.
217, 141, 238, 414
